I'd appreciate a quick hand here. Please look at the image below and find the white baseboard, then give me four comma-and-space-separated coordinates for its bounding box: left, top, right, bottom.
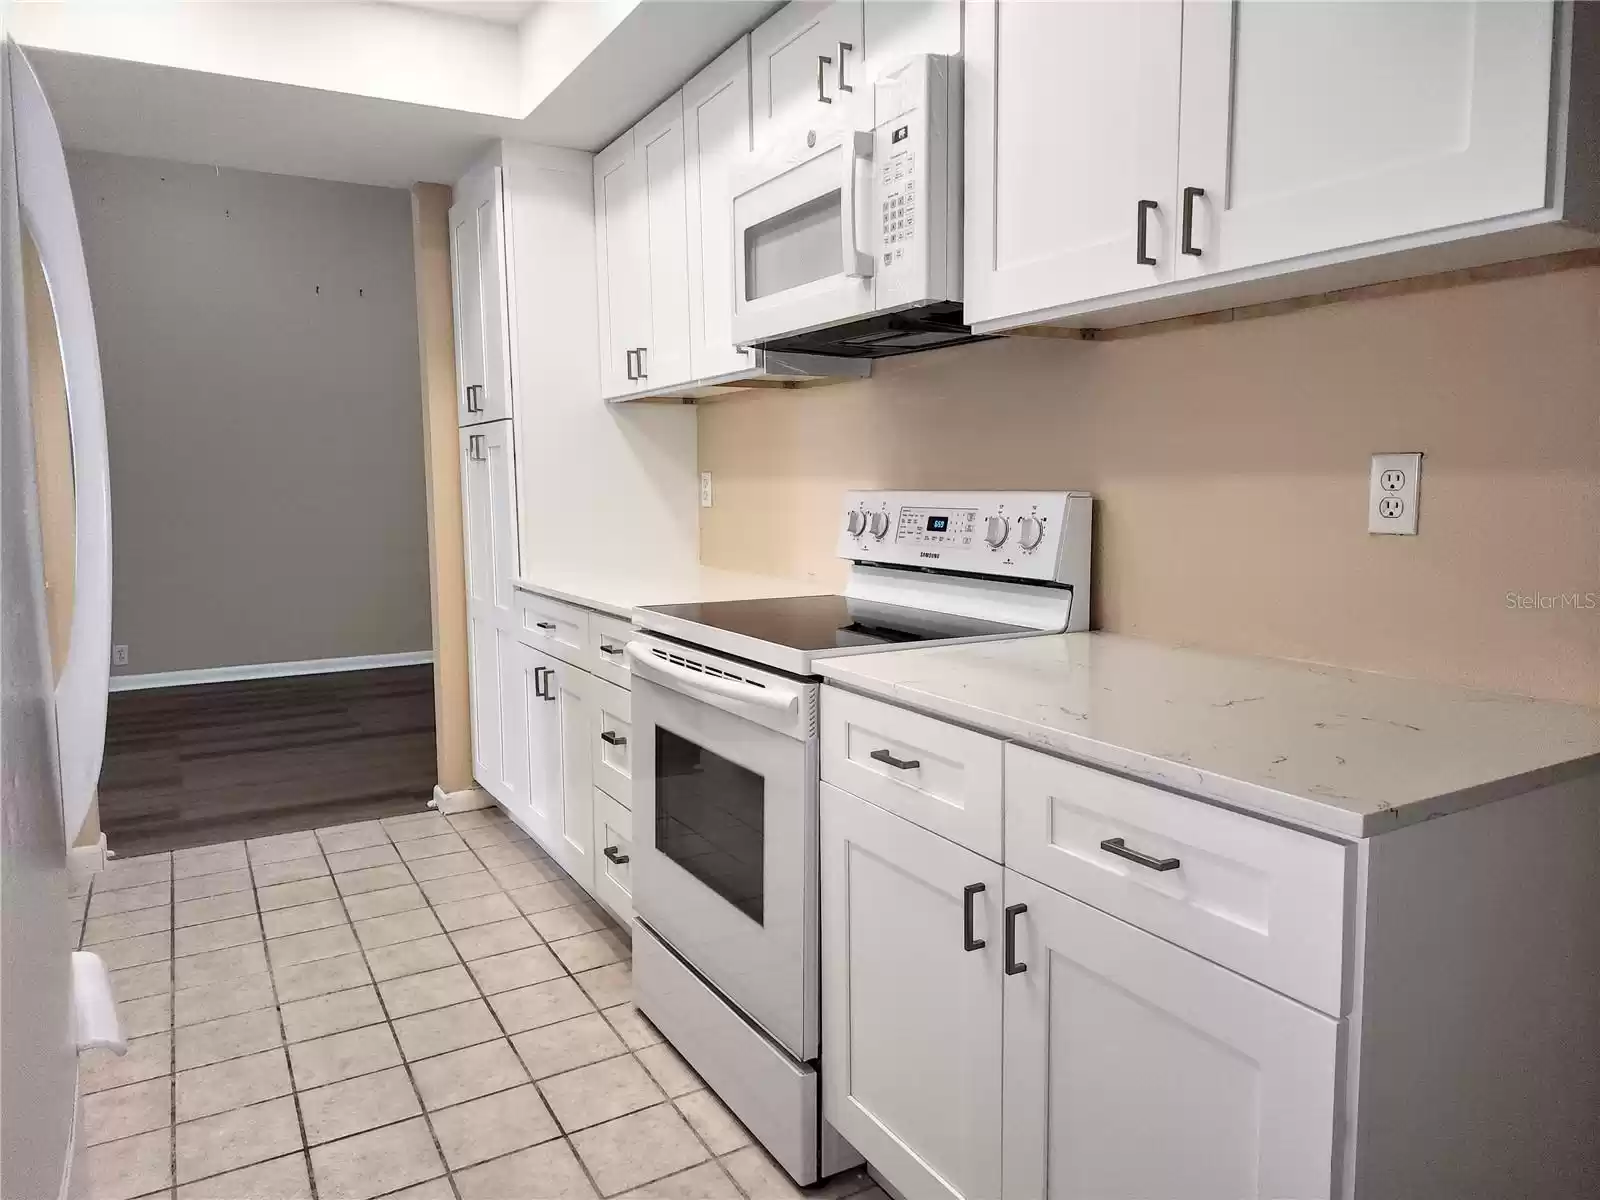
109, 650, 434, 692
430, 784, 495, 814
68, 834, 107, 888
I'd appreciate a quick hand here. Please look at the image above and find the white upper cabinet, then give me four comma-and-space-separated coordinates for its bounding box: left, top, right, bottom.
684, 37, 759, 382
594, 133, 650, 399
964, 0, 1183, 324
1175, 0, 1557, 278
595, 97, 694, 399
751, 0, 868, 148
449, 167, 512, 425
965, 0, 1596, 331
636, 93, 694, 390
1002, 869, 1341, 1200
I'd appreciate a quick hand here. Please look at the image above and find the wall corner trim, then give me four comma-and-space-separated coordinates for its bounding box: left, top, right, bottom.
107, 650, 435, 692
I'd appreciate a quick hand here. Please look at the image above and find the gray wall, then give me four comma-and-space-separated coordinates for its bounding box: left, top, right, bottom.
70, 150, 432, 677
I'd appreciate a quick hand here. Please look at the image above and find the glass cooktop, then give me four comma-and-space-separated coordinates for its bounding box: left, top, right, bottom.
639, 594, 1033, 653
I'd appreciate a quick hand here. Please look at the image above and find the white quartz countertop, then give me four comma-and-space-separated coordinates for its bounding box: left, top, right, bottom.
514, 566, 829, 621
815, 633, 1600, 838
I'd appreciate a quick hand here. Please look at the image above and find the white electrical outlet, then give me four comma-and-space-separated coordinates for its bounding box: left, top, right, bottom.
1368, 452, 1421, 535
700, 472, 714, 508
112, 644, 129, 666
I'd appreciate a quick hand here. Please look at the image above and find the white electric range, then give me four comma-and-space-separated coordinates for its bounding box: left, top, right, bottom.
622, 490, 1092, 1185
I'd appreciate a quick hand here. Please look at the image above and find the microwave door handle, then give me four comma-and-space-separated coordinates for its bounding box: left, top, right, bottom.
624, 642, 798, 716
841, 131, 874, 279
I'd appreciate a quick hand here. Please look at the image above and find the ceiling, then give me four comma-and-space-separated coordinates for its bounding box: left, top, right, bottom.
382, 0, 541, 27
27, 1, 780, 189
33, 49, 519, 189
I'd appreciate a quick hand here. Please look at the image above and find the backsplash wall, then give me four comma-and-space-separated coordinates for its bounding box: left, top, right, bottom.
697, 266, 1600, 704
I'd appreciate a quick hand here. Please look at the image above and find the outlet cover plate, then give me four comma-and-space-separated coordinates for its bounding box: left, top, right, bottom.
700, 472, 714, 509
1369, 452, 1421, 535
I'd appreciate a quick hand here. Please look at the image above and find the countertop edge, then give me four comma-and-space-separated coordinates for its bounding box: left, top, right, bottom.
512, 576, 634, 620
814, 668, 1600, 840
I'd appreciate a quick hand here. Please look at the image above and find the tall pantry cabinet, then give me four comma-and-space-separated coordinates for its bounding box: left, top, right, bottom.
452, 164, 519, 807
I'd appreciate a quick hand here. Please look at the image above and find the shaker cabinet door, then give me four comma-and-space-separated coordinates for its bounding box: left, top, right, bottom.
637, 93, 694, 390
1001, 869, 1340, 1200
963, 0, 1183, 327
594, 133, 649, 400
822, 784, 1003, 1200
1175, 0, 1556, 279
751, 0, 868, 148
684, 37, 759, 382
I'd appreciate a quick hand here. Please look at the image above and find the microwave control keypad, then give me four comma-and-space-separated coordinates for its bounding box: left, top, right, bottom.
880, 127, 917, 265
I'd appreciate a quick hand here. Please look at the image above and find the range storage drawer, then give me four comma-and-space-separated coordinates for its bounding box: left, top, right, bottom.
588, 613, 634, 688
515, 591, 589, 666
822, 687, 1004, 861
592, 678, 632, 809
1004, 744, 1351, 1015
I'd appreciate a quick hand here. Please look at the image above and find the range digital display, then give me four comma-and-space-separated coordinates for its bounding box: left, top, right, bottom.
926, 515, 950, 532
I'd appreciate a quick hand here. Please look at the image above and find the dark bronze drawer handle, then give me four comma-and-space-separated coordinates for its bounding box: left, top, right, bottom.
870, 748, 920, 771
600, 730, 627, 747
603, 845, 630, 865
1100, 837, 1180, 872
599, 643, 625, 656
534, 621, 557, 631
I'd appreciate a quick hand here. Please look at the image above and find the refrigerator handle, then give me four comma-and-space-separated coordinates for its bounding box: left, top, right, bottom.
11, 43, 113, 848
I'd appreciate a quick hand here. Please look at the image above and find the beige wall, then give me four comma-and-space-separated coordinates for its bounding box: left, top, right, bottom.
699, 266, 1600, 705
70, 151, 431, 676
410, 183, 472, 795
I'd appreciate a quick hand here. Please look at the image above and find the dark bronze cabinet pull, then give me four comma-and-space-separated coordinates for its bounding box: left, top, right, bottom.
963, 883, 986, 952
600, 730, 627, 747
1135, 199, 1158, 265
599, 643, 625, 656
870, 748, 920, 771
535, 621, 557, 631
1181, 186, 1205, 256
531, 666, 548, 700
1004, 903, 1028, 975
603, 845, 630, 865
1100, 836, 1180, 872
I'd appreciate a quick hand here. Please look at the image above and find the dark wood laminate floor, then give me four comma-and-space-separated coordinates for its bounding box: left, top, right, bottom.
98, 665, 437, 856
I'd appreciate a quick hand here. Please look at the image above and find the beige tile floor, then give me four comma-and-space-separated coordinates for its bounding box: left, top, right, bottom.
72, 808, 884, 1200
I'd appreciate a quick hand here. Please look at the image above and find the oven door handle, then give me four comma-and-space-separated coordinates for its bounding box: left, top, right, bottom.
625, 642, 798, 716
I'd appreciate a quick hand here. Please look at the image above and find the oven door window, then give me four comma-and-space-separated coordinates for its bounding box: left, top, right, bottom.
655, 727, 764, 925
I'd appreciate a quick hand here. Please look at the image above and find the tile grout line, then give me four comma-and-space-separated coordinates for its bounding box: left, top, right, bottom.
247, 838, 323, 1200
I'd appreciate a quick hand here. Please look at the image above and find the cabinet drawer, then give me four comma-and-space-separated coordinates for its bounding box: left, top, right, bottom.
588, 613, 634, 688
822, 688, 1004, 861
591, 789, 633, 925
515, 591, 589, 666
1004, 745, 1350, 1015
592, 679, 632, 809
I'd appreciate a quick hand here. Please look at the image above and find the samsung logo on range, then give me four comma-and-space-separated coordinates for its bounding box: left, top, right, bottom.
919, 551, 941, 559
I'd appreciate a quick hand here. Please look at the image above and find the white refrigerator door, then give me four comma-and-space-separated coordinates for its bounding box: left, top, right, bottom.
11, 39, 111, 850
0, 38, 83, 1200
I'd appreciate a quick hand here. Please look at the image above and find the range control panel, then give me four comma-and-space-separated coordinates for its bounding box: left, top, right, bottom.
838, 490, 1093, 586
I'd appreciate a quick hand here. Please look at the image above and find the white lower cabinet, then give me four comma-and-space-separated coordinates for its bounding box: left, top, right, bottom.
466, 614, 502, 795
1001, 868, 1340, 1200
821, 783, 1004, 1200
591, 788, 633, 924
550, 658, 595, 890
502, 641, 595, 891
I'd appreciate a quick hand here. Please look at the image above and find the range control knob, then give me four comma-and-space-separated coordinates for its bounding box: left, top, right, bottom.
984, 515, 1010, 548
845, 509, 867, 537
869, 511, 890, 540
1017, 516, 1045, 550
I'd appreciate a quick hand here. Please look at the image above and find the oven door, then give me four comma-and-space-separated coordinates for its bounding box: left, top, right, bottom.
627, 637, 820, 1061
731, 124, 876, 349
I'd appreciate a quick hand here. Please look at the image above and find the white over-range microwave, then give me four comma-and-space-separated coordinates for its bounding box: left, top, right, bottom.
729, 54, 989, 359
